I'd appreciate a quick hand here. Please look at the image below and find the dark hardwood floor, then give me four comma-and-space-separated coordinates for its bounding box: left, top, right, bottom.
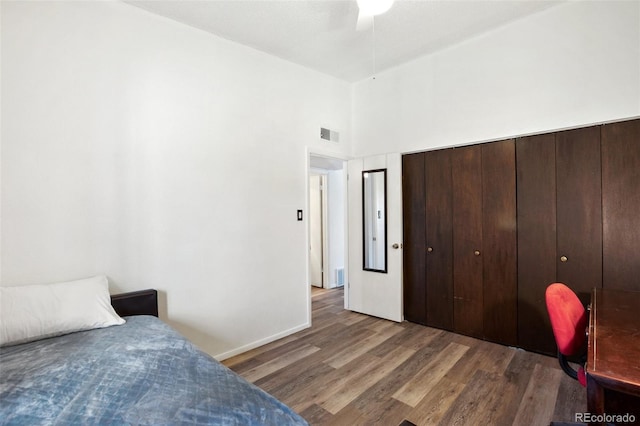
223, 287, 586, 425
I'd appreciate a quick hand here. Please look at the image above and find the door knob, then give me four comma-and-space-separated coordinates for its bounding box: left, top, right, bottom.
474, 250, 481, 256
560, 255, 568, 262
427, 247, 433, 253
392, 243, 402, 249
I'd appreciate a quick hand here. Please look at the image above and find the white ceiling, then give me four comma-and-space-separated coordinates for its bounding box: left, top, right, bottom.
310, 155, 345, 170
125, 0, 565, 82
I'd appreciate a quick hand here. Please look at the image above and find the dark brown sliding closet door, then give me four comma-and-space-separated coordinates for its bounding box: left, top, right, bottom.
555, 126, 602, 304
425, 149, 454, 330
516, 133, 558, 355
402, 153, 427, 324
602, 119, 640, 291
452, 146, 483, 338
481, 140, 517, 346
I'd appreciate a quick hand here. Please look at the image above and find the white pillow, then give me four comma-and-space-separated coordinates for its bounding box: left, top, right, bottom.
0, 275, 125, 347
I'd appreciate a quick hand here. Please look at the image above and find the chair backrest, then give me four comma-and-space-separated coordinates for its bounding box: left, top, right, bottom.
545, 283, 587, 356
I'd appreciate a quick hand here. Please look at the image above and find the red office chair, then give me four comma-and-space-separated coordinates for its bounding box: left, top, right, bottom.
545, 283, 588, 387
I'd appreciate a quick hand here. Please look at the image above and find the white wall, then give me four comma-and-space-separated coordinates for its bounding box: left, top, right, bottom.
1, 1, 351, 359
352, 0, 640, 156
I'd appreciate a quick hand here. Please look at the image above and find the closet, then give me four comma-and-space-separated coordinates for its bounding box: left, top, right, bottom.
402, 118, 640, 355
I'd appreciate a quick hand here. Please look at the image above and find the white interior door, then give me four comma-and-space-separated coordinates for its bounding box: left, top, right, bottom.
347, 153, 403, 322
309, 175, 323, 287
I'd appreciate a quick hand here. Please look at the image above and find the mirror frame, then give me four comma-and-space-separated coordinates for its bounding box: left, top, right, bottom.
362, 168, 388, 273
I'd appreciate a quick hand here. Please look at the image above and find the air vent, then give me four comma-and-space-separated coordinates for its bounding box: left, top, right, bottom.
320, 127, 339, 143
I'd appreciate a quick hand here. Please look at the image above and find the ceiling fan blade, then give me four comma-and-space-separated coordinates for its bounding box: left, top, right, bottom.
357, 0, 394, 16
356, 11, 373, 31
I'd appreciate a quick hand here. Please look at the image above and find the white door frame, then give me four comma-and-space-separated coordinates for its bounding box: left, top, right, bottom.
305, 150, 403, 325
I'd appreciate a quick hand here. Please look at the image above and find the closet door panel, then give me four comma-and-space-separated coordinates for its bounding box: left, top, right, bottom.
425, 149, 454, 330
481, 140, 517, 346
516, 134, 557, 355
602, 119, 640, 291
452, 146, 483, 338
402, 153, 427, 324
556, 126, 602, 304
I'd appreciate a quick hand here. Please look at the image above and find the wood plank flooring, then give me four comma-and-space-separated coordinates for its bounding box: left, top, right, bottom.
223, 287, 586, 425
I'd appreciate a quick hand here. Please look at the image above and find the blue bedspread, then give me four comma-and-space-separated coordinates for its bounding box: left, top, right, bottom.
0, 316, 308, 426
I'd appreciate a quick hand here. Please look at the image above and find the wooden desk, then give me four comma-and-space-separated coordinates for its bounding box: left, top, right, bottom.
587, 288, 640, 420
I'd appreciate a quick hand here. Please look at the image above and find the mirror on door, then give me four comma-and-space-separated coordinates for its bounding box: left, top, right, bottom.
362, 169, 387, 273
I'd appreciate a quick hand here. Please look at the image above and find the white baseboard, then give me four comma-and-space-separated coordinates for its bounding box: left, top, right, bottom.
213, 321, 311, 361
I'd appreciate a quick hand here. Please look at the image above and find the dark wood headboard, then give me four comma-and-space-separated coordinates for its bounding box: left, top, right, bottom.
110, 289, 158, 317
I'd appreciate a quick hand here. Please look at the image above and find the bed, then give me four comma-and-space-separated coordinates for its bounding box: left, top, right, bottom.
0, 279, 307, 426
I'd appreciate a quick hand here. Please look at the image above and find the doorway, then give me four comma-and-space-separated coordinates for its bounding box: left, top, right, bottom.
308, 154, 347, 292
